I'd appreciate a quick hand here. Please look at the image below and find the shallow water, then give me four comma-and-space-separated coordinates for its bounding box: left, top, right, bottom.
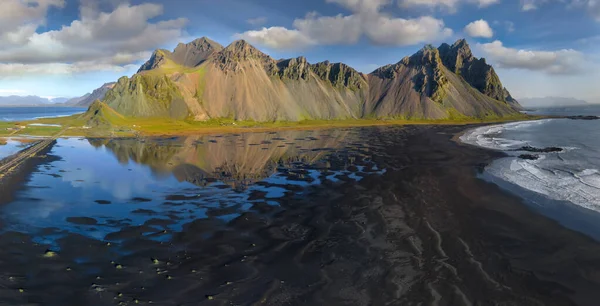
0, 138, 32, 159
1, 130, 384, 246
0, 107, 84, 121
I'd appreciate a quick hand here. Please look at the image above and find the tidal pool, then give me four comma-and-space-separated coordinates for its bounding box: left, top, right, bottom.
1, 129, 384, 246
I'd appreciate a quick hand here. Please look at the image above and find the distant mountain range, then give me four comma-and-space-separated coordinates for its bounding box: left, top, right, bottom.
0, 83, 115, 108
86, 37, 522, 125
0, 96, 70, 106
64, 82, 116, 107
519, 97, 589, 108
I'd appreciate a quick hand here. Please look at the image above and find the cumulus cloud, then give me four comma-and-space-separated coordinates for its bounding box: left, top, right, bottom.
464, 19, 494, 38
235, 0, 452, 50
478, 40, 585, 74
365, 16, 453, 45
293, 13, 362, 45
0, 0, 65, 32
235, 27, 315, 50
0, 2, 188, 76
399, 0, 500, 12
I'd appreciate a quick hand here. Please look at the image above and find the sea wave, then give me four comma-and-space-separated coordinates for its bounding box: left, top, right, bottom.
460, 120, 552, 151
460, 119, 600, 212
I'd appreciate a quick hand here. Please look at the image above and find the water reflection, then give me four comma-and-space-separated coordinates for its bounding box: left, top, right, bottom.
0, 138, 33, 159
1, 129, 385, 245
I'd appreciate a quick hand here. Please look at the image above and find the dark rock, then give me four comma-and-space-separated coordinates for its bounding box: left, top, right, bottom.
519, 154, 540, 160
66, 217, 98, 225
519, 146, 563, 153
565, 116, 600, 120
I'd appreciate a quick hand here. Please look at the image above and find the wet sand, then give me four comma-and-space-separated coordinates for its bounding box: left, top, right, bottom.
1, 125, 600, 305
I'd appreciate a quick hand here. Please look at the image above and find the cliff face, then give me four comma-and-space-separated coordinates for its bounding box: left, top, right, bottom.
438, 39, 514, 103
88, 38, 522, 124
366, 43, 518, 119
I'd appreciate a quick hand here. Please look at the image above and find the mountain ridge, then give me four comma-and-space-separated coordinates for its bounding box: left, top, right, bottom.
64, 82, 116, 107
0, 95, 71, 107
88, 37, 522, 124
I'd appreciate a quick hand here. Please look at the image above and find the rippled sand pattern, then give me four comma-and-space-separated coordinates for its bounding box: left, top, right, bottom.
0, 126, 599, 305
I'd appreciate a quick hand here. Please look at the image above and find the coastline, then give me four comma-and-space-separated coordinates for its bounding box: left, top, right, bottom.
0, 124, 599, 304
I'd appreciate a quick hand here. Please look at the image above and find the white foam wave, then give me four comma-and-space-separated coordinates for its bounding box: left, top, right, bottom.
460, 120, 552, 151
488, 158, 600, 211
461, 119, 600, 212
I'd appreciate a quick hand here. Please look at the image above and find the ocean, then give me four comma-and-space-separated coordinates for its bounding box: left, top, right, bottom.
461, 104, 600, 239
0, 106, 85, 121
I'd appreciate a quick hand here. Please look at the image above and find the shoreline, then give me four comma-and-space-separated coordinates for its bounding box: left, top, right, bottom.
0, 124, 599, 304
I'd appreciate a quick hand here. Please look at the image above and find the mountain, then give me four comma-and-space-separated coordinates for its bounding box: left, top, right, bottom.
138, 37, 224, 73
0, 95, 70, 106
519, 97, 589, 108
86, 38, 521, 124
49, 97, 70, 104
65, 82, 116, 107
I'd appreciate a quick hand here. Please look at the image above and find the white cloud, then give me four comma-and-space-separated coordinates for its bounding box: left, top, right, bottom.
520, 0, 543, 11
399, 0, 460, 11
326, 0, 391, 13
478, 40, 585, 74
0, 62, 140, 77
293, 13, 362, 45
464, 19, 494, 38
235, 27, 315, 50
399, 0, 500, 12
0, 0, 65, 32
235, 0, 452, 50
520, 0, 600, 21
475, 0, 501, 7
0, 2, 188, 76
247, 17, 268, 26
365, 16, 453, 45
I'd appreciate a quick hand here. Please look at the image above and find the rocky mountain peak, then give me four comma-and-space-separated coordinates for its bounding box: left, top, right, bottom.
173, 37, 223, 55
277, 56, 310, 80
171, 37, 223, 67
138, 37, 224, 73
438, 39, 474, 73
222, 40, 268, 59
409, 45, 442, 66
310, 61, 366, 90
213, 40, 277, 73
137, 49, 171, 73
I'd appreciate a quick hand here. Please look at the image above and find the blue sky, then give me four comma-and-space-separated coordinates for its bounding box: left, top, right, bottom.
0, 0, 599, 101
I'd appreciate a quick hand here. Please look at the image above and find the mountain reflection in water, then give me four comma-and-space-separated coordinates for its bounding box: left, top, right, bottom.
1, 128, 385, 245
89, 129, 355, 190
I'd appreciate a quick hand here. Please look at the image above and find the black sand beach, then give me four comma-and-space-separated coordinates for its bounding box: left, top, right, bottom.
1, 125, 600, 305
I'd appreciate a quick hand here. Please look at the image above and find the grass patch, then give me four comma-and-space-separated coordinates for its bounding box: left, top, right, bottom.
0, 109, 537, 138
